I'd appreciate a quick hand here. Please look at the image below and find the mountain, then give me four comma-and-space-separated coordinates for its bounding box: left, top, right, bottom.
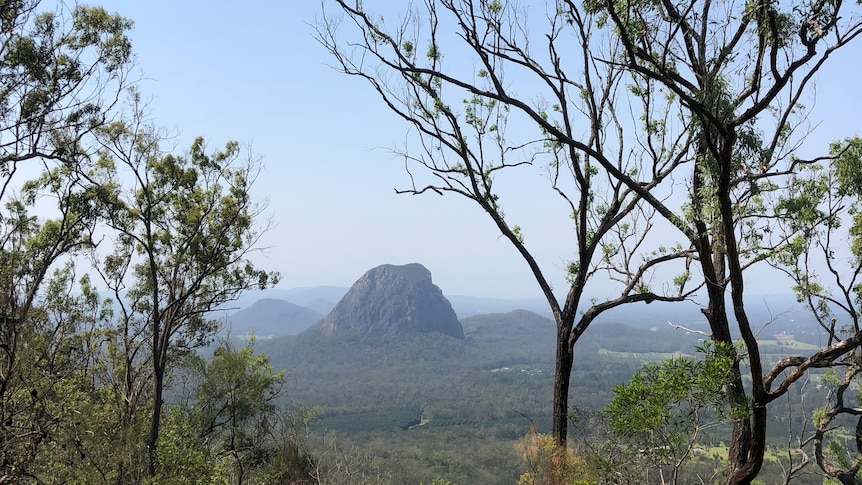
278, 286, 350, 308
229, 286, 554, 319
303, 298, 339, 315
461, 309, 555, 341
223, 286, 348, 314
320, 263, 465, 339
446, 295, 550, 318
224, 298, 322, 336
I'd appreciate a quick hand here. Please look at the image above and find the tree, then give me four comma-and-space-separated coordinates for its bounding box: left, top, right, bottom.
150, 337, 316, 485
580, 0, 862, 481
189, 337, 287, 484
319, 0, 699, 448
88, 96, 278, 476
16, 266, 151, 483
0, 1, 133, 478
0, 1, 133, 170
604, 342, 734, 484
0, 3, 283, 481
768, 137, 862, 484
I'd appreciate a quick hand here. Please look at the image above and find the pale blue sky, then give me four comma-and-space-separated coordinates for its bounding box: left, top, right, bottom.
88, 1, 862, 299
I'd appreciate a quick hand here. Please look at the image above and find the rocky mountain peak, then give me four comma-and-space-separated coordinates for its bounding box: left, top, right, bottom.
320, 263, 464, 339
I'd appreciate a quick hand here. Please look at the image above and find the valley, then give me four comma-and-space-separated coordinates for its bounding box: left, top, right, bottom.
229, 287, 829, 484
208, 264, 838, 484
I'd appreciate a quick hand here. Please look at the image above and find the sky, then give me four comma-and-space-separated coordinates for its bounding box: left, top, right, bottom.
82, 0, 862, 300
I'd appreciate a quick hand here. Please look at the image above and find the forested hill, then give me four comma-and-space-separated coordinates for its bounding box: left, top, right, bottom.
253, 311, 711, 484
223, 298, 323, 336
257, 310, 705, 416
254, 308, 826, 484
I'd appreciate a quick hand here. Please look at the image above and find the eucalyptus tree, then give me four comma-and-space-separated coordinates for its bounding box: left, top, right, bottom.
766, 137, 862, 484
605, 341, 735, 484
16, 266, 134, 483
0, 1, 133, 478
89, 96, 278, 475
185, 338, 291, 484
318, 0, 699, 447
580, 0, 862, 481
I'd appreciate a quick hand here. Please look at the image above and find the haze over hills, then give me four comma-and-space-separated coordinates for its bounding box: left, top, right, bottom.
232, 286, 550, 319
217, 258, 816, 343
222, 291, 812, 339
228, 286, 347, 315
222, 298, 322, 337
234, 280, 807, 321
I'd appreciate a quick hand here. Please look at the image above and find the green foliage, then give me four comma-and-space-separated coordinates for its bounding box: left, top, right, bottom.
0, 2, 293, 482
812, 407, 828, 428
672, 271, 690, 288
13, 266, 154, 482
187, 338, 319, 484
605, 342, 734, 468
833, 137, 862, 197
89, 105, 279, 470
148, 409, 230, 485
0, 0, 136, 464
771, 139, 862, 335
0, 3, 132, 167
774, 165, 829, 233
427, 42, 440, 60
565, 261, 580, 284
192, 337, 286, 455
512, 224, 525, 244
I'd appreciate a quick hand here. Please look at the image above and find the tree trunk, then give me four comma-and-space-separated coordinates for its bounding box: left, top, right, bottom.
147, 357, 165, 476
147, 332, 167, 477
552, 324, 574, 447
702, 294, 759, 485
723, 378, 756, 484
720, 170, 768, 484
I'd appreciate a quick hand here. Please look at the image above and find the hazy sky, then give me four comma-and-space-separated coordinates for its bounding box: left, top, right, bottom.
88, 1, 862, 299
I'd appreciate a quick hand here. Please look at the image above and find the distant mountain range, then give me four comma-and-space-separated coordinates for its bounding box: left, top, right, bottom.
229, 286, 550, 320
217, 260, 813, 339
219, 277, 554, 338
221, 293, 553, 339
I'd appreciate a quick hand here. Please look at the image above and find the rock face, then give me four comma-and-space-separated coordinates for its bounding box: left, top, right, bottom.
321, 263, 464, 339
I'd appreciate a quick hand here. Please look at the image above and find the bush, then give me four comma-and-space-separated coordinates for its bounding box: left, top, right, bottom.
517, 432, 597, 485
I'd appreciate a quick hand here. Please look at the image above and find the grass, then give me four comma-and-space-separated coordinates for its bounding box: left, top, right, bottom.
758, 339, 820, 350
599, 336, 820, 364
